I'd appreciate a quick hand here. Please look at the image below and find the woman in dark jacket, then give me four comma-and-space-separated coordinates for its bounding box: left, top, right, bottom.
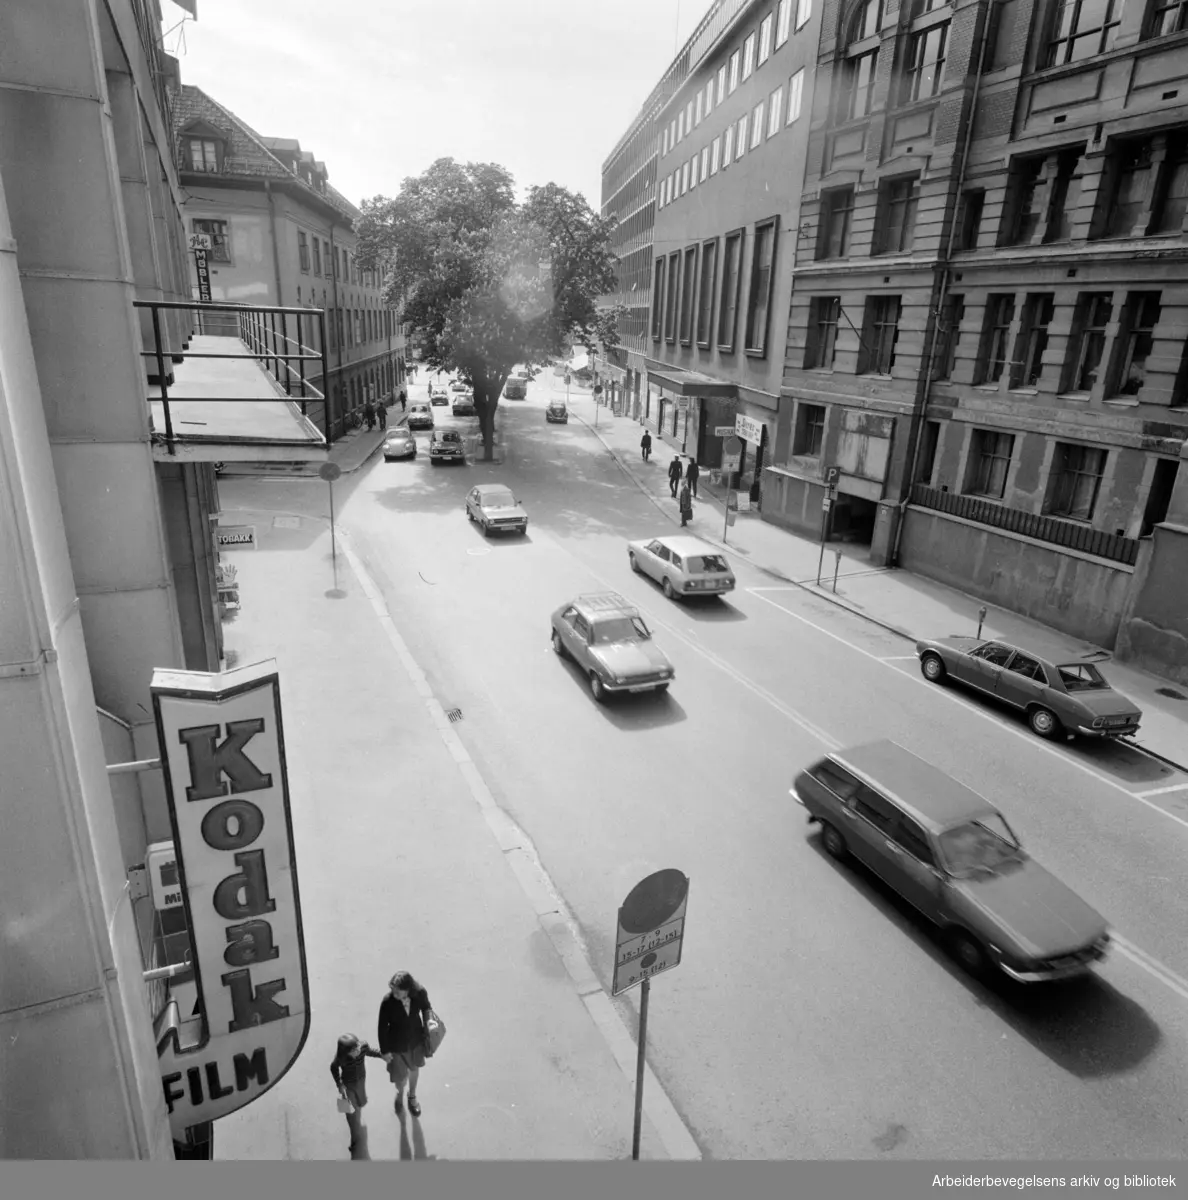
377, 970, 432, 1117
679, 479, 693, 526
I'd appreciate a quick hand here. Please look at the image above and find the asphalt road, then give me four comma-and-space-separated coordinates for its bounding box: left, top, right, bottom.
222, 374, 1188, 1159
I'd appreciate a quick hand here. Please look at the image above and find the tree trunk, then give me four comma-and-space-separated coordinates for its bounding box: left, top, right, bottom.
478, 398, 495, 462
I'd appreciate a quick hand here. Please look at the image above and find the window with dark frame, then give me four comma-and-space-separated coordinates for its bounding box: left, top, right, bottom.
745, 219, 778, 355
664, 251, 680, 342
793, 403, 827, 456
985, 0, 1019, 67
1153, 134, 1188, 232
933, 294, 964, 380
838, 0, 882, 121
966, 429, 1015, 498
956, 188, 985, 250
651, 258, 666, 339
188, 138, 220, 172
817, 187, 855, 259
298, 231, 310, 272
718, 231, 744, 351
679, 247, 699, 344
312, 237, 322, 276
917, 419, 941, 483
1063, 292, 1113, 392
1044, 149, 1083, 242
1109, 292, 1162, 397
1145, 0, 1188, 36
1010, 293, 1055, 388
1097, 133, 1188, 238
1047, 0, 1124, 64
805, 296, 841, 369
903, 23, 948, 103
874, 176, 920, 254
192, 219, 230, 263
859, 295, 901, 375
696, 239, 718, 346
1044, 442, 1107, 519
975, 294, 1016, 385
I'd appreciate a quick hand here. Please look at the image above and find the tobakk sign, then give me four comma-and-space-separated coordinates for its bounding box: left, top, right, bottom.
151, 659, 309, 1140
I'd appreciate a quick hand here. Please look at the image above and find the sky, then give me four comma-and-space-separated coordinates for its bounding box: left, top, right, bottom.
167, 0, 709, 212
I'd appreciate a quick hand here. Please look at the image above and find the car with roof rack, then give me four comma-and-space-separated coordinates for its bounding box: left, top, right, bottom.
550, 592, 674, 703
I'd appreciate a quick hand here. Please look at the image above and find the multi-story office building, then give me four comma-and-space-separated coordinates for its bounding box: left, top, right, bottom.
775, 0, 1187, 670
173, 85, 405, 439
0, 2, 335, 1156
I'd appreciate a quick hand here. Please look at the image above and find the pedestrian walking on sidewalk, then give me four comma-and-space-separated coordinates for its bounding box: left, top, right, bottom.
640, 430, 652, 462
668, 455, 682, 498
378, 971, 432, 1118
679, 479, 693, 526
377, 402, 388, 430
399, 387, 407, 412
330, 1033, 384, 1154
686, 458, 700, 499
364, 400, 376, 431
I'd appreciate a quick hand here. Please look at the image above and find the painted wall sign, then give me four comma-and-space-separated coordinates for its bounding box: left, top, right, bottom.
735, 414, 766, 445
151, 660, 309, 1140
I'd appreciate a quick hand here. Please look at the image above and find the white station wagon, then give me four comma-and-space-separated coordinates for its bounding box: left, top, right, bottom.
627, 535, 736, 600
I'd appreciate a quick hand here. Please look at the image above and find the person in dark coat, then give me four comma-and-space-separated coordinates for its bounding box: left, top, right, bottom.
330, 1033, 384, 1153
398, 387, 407, 412
377, 401, 388, 430
364, 400, 376, 430
679, 479, 693, 526
686, 458, 700, 499
377, 970, 432, 1117
668, 455, 682, 498
640, 430, 652, 462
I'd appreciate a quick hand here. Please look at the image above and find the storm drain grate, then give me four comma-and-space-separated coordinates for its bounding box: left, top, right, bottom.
1156, 687, 1187, 701
446, 708, 463, 722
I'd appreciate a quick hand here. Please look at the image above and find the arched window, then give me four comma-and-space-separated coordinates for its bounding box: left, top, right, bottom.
838, 0, 882, 120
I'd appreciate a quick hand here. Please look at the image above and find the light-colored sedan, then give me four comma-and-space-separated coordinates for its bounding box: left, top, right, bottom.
465, 484, 528, 536
382, 429, 417, 461
627, 535, 736, 600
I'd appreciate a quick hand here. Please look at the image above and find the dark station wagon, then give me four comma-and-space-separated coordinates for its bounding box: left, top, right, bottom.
791, 740, 1111, 984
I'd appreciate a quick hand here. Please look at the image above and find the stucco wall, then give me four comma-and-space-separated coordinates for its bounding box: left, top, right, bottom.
1116, 524, 1188, 685
899, 507, 1134, 647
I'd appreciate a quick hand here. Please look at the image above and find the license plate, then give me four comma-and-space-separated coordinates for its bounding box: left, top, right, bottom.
629, 685, 652, 693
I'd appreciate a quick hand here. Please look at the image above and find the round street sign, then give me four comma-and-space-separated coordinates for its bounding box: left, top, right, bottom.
613, 868, 690, 997
318, 461, 342, 482
723, 436, 742, 457
619, 868, 688, 933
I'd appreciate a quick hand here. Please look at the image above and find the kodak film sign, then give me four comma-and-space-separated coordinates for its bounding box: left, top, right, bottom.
151, 660, 309, 1139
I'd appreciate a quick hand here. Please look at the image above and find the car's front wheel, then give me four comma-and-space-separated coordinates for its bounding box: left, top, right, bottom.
482, 521, 491, 538
589, 672, 607, 703
551, 630, 565, 658
949, 930, 990, 978
629, 553, 639, 573
662, 577, 675, 600
920, 653, 947, 683
820, 821, 848, 861
1029, 706, 1062, 739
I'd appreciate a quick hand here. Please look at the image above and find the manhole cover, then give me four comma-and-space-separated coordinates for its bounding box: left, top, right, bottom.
1156, 687, 1187, 701
446, 708, 463, 723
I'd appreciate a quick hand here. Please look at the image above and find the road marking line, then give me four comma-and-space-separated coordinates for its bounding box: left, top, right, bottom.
336, 529, 701, 1162
746, 588, 1188, 837
1134, 782, 1188, 798
1113, 935, 1188, 1004
879, 655, 919, 662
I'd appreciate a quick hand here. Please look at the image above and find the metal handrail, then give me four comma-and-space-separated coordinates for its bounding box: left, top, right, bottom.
132, 299, 331, 453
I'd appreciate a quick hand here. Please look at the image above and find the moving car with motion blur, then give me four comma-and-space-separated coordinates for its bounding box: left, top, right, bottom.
550, 592, 675, 703
627, 535, 736, 600
382, 428, 417, 461
429, 429, 465, 464
406, 402, 434, 430
546, 399, 568, 423
915, 637, 1142, 741
465, 484, 528, 535
430, 390, 450, 407
790, 739, 1111, 984
503, 377, 527, 400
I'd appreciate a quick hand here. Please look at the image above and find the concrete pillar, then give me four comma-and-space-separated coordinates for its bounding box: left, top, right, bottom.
0, 166, 173, 1159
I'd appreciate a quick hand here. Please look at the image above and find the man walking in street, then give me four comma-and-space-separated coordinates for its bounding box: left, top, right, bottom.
668, 455, 682, 499
398, 387, 407, 412
686, 457, 700, 499
377, 401, 387, 430
640, 429, 652, 462
679, 478, 693, 527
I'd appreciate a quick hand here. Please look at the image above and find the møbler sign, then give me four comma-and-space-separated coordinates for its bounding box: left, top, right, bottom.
151, 659, 309, 1140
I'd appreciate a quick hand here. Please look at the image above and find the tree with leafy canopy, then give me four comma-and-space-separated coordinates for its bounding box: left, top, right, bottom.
355, 159, 623, 460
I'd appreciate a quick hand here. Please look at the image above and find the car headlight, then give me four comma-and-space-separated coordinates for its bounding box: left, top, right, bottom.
1092, 717, 1104, 728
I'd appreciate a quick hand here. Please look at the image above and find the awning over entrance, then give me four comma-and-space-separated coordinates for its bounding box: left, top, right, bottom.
645, 363, 737, 398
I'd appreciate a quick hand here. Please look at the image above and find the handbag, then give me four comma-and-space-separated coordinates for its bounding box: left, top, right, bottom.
336, 1095, 354, 1114
424, 1009, 446, 1058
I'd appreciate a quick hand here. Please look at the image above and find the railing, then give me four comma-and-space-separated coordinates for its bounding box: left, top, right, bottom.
909, 484, 1140, 566
133, 299, 331, 454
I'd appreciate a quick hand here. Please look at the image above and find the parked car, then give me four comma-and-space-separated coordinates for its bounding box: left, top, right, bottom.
546, 400, 568, 423
503, 378, 527, 400
406, 402, 434, 430
627, 535, 736, 600
429, 429, 465, 464
465, 483, 528, 536
452, 393, 476, 416
382, 429, 417, 461
430, 391, 449, 406
915, 637, 1142, 740
550, 592, 675, 703
790, 739, 1111, 983
449, 380, 469, 393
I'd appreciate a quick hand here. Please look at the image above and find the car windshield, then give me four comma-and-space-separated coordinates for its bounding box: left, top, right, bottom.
1057, 662, 1108, 691
440, 432, 460, 442
688, 554, 729, 574
938, 815, 1022, 878
481, 490, 515, 509
592, 616, 650, 644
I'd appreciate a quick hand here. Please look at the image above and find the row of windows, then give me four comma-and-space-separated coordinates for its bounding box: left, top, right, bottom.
661, 0, 811, 158
815, 173, 919, 259
802, 287, 1184, 406
650, 220, 780, 357
291, 293, 398, 354
658, 69, 806, 209
297, 229, 378, 286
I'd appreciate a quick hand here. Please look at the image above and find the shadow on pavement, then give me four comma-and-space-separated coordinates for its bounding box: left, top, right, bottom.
551, 655, 687, 731
804, 834, 1161, 1078
633, 589, 748, 623
397, 1111, 434, 1161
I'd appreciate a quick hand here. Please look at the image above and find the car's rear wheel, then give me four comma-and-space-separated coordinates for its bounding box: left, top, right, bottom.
1029, 706, 1062, 739
820, 821, 848, 861
662, 577, 675, 600
920, 653, 947, 683
949, 930, 990, 978
589, 673, 607, 703
629, 552, 639, 573
482, 522, 491, 538
551, 630, 565, 658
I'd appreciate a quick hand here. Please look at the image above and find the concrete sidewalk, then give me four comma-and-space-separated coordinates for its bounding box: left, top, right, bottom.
209, 497, 696, 1160
565, 390, 1188, 772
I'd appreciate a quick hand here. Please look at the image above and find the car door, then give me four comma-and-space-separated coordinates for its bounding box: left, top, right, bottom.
847, 783, 901, 873
882, 813, 945, 923
466, 487, 480, 519
993, 651, 1047, 710
669, 552, 686, 589
568, 614, 593, 669
960, 642, 1014, 693
643, 541, 670, 583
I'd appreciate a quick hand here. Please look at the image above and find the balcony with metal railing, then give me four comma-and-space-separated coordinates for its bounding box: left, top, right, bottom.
133, 299, 333, 462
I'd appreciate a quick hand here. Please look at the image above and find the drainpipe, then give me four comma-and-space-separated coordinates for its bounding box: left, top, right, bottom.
329, 228, 344, 428
891, 0, 995, 567
264, 180, 284, 305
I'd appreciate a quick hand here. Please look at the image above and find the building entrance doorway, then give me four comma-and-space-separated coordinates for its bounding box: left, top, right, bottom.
830, 494, 878, 544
